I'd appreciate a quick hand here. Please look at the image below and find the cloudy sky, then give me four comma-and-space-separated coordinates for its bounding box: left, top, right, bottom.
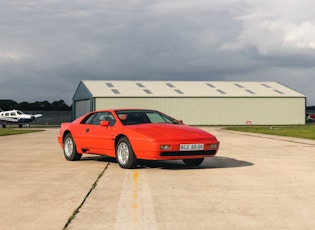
1, 0, 315, 105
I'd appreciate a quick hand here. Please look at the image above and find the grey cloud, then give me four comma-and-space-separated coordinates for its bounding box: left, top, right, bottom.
0, 0, 315, 105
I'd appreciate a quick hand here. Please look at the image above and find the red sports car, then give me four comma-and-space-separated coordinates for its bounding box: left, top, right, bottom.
57, 109, 219, 169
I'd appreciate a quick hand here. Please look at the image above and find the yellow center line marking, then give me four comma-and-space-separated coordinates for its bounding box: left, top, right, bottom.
115, 169, 157, 230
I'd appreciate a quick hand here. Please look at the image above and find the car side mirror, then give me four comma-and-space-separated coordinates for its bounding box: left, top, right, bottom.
178, 120, 184, 124
100, 120, 110, 127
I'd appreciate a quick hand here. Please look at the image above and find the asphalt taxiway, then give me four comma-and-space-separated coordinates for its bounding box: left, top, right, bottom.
1, 128, 315, 229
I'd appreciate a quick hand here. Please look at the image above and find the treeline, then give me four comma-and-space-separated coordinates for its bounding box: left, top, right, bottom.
0, 100, 72, 111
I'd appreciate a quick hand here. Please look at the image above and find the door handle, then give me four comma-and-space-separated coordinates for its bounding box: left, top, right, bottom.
85, 129, 90, 132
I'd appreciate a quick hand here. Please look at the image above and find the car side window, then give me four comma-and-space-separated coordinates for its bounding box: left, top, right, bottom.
105, 113, 116, 126
82, 112, 116, 126
82, 113, 97, 124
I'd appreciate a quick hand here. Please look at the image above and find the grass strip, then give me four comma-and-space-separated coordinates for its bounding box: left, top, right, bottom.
63, 162, 110, 229
0, 129, 43, 136
225, 125, 315, 140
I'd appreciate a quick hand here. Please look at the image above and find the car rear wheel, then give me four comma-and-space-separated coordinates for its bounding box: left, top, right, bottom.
64, 133, 82, 161
116, 137, 137, 169
183, 158, 204, 166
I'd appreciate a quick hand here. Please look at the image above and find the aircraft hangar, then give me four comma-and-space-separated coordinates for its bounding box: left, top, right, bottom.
72, 80, 306, 125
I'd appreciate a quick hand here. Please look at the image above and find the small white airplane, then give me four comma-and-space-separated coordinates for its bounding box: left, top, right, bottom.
0, 109, 42, 128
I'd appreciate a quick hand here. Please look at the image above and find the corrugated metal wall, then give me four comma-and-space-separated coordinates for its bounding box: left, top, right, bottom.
94, 97, 305, 125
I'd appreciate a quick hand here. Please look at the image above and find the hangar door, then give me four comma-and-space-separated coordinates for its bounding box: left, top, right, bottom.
74, 99, 90, 119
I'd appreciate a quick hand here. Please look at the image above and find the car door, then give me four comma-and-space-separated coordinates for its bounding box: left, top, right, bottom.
81, 112, 116, 154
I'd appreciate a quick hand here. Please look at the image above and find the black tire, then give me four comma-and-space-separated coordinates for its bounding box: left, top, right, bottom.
116, 137, 137, 169
63, 133, 82, 161
183, 158, 204, 166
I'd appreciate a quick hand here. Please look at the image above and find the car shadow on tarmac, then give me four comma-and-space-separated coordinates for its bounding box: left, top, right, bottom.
80, 156, 253, 170
138, 156, 253, 170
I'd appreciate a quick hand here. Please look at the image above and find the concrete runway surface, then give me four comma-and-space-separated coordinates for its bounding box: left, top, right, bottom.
0, 128, 315, 230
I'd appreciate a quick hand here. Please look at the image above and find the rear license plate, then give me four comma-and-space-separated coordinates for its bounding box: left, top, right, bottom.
180, 144, 204, 151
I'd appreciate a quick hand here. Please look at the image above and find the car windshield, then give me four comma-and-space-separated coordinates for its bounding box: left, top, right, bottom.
116, 110, 180, 125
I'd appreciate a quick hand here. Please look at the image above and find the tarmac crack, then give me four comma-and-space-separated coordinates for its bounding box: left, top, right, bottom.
63, 162, 110, 230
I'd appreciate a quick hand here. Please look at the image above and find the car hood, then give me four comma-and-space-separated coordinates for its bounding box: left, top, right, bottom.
125, 123, 217, 141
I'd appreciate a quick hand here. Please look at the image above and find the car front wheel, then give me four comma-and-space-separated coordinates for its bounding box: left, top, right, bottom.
116, 137, 137, 169
63, 133, 82, 161
183, 158, 204, 166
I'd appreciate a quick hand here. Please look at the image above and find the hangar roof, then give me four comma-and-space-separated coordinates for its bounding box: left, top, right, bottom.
75, 80, 305, 98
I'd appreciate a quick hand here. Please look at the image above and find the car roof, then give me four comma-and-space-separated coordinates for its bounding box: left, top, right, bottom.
93, 109, 157, 113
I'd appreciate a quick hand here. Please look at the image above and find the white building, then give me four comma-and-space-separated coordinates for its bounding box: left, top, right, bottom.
73, 80, 306, 125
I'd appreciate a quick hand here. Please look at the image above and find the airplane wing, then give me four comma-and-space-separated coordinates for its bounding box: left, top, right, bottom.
0, 117, 19, 122
33, 114, 42, 118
